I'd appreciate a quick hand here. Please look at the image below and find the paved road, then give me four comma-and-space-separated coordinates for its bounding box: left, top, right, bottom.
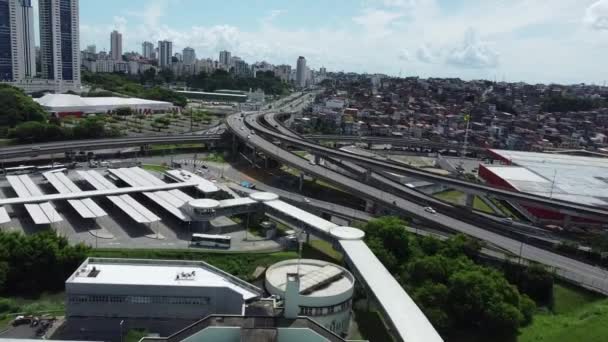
260, 113, 608, 221
228, 110, 608, 294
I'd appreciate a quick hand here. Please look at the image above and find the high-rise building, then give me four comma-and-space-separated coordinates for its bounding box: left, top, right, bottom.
39, 0, 80, 90
219, 50, 231, 67
142, 41, 153, 59
274, 64, 292, 83
296, 56, 307, 88
158, 40, 172, 68
0, 0, 36, 81
183, 47, 195, 65
110, 30, 122, 60
86, 44, 96, 54
173, 52, 182, 62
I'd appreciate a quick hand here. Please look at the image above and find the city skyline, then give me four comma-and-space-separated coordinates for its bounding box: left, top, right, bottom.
70, 0, 608, 85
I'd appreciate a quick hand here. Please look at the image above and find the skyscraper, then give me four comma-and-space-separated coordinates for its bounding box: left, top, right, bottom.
296, 56, 307, 88
142, 41, 153, 59
183, 47, 195, 65
86, 44, 96, 54
158, 40, 172, 69
0, 0, 36, 81
39, 0, 80, 89
219, 50, 231, 67
110, 30, 122, 60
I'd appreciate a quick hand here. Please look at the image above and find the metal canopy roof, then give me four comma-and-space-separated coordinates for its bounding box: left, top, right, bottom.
165, 169, 219, 193
43, 171, 107, 219
77, 170, 160, 224
6, 175, 62, 225
108, 168, 191, 222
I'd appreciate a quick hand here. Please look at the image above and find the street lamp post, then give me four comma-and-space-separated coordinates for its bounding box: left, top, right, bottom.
119, 320, 124, 342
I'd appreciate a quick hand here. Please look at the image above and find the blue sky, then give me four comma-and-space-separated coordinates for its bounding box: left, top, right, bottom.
55, 0, 608, 84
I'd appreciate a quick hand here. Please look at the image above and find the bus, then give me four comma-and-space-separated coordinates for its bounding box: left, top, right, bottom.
190, 234, 231, 249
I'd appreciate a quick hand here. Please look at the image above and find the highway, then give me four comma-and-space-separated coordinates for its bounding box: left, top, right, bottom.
252, 112, 608, 221
227, 109, 608, 295
0, 135, 223, 159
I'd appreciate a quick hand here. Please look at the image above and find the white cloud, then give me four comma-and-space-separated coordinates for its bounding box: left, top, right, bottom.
416, 44, 441, 63
352, 9, 403, 36
446, 29, 499, 69
585, 0, 608, 30
397, 49, 411, 61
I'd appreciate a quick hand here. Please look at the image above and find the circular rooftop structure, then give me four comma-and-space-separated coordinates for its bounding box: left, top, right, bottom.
249, 192, 279, 202
330, 226, 365, 241
189, 199, 220, 210
265, 259, 354, 304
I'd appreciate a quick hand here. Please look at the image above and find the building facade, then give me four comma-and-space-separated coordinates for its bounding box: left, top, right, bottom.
110, 30, 122, 60
219, 50, 231, 67
296, 56, 307, 88
182, 47, 195, 65
0, 0, 36, 81
38, 0, 80, 92
142, 41, 153, 59
158, 40, 172, 69
66, 258, 261, 320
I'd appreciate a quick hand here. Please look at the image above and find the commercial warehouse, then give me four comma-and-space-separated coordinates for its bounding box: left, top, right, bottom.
480, 149, 608, 226
34, 94, 175, 117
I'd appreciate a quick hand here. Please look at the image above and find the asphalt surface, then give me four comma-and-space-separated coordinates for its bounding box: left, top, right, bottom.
228, 107, 608, 295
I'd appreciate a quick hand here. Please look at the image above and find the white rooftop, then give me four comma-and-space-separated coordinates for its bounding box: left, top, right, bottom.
488, 149, 608, 207
35, 94, 173, 113
69, 259, 260, 301
265, 259, 354, 297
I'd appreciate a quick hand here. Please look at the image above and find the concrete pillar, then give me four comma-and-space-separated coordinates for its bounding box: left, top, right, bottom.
264, 156, 269, 169
367, 142, 372, 149
365, 199, 375, 213
231, 134, 238, 155
364, 169, 372, 182
465, 193, 475, 208
299, 172, 304, 192
306, 232, 310, 243
314, 154, 321, 164
284, 274, 300, 319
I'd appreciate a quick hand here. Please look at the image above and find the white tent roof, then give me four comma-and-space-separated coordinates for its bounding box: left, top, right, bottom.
35, 94, 173, 113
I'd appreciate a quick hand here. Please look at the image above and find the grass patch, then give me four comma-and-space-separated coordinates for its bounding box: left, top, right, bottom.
89, 248, 298, 282
141, 164, 169, 172
473, 196, 496, 214
517, 284, 607, 342
552, 283, 603, 315
293, 151, 309, 159
435, 190, 464, 204
308, 239, 343, 262
202, 152, 226, 163
434, 191, 499, 214
125, 329, 149, 342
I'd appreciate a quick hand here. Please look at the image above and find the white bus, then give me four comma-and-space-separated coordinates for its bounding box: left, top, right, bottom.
190, 233, 231, 249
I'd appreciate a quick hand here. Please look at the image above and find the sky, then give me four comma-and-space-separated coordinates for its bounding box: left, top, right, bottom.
36, 0, 608, 84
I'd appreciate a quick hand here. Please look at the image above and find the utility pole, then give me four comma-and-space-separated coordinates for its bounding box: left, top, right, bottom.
549, 169, 557, 199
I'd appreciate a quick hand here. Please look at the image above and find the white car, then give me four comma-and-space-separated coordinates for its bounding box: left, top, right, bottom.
424, 206, 437, 214
303, 197, 311, 203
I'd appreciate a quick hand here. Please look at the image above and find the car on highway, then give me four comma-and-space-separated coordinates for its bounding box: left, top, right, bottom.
309, 160, 316, 165
424, 206, 437, 214
247, 135, 251, 139
303, 197, 311, 203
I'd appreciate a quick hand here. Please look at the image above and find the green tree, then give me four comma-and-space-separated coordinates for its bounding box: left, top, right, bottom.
0, 84, 47, 127
362, 217, 412, 272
